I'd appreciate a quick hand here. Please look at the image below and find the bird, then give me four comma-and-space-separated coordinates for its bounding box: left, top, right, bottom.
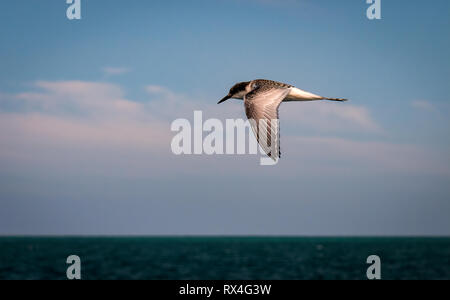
218, 79, 347, 160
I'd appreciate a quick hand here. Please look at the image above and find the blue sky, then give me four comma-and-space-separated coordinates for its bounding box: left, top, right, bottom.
0, 0, 449, 235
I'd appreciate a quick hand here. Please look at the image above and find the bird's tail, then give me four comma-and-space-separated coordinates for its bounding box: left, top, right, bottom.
324, 97, 348, 102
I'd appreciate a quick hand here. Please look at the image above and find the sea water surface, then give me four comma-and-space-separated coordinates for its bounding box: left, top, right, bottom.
0, 237, 449, 280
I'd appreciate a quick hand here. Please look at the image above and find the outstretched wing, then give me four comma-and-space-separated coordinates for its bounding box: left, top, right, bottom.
244, 85, 290, 160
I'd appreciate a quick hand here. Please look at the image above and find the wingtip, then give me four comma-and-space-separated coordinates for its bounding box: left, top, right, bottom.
267, 152, 281, 161
325, 98, 348, 102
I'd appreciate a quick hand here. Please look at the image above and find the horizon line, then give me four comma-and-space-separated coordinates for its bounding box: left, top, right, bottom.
0, 234, 449, 239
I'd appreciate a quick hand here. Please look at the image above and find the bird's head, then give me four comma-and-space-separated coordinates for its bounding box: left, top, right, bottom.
218, 81, 251, 104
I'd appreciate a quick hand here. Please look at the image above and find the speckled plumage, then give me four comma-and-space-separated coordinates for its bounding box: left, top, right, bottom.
251, 79, 293, 90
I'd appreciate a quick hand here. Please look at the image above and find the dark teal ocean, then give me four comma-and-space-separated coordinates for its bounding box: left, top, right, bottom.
0, 237, 449, 280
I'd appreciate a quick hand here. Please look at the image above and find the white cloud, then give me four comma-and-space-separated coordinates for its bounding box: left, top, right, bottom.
0, 80, 447, 178
15, 81, 143, 117
0, 81, 171, 177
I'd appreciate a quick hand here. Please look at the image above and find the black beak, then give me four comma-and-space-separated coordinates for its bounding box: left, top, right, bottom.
218, 95, 231, 104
